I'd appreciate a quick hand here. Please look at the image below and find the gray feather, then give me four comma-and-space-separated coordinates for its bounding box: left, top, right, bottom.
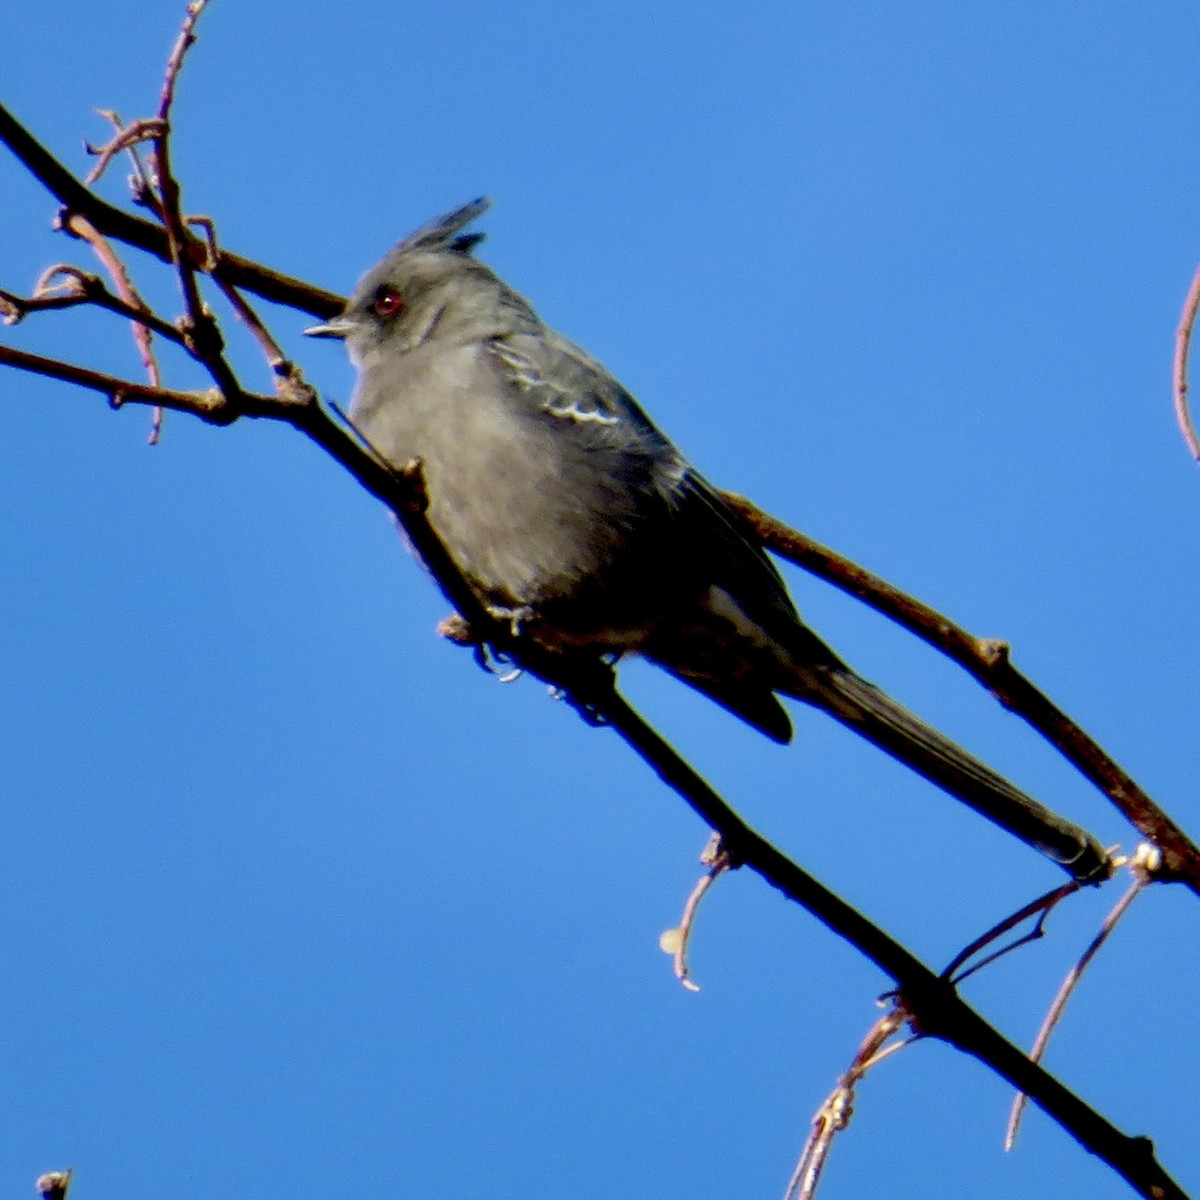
306, 200, 1107, 882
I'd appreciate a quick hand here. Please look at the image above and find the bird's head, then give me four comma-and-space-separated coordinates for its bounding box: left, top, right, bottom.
305, 198, 534, 364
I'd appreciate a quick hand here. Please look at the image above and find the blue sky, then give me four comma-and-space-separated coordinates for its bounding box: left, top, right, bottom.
3, 3, 1200, 1198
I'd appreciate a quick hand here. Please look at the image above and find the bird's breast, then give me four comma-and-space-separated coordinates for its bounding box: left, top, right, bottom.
351, 341, 671, 646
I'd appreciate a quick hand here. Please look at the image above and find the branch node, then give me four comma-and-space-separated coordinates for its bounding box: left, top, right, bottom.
397, 458, 431, 515
976, 637, 1011, 668
1130, 841, 1164, 882
177, 310, 225, 359
272, 363, 318, 411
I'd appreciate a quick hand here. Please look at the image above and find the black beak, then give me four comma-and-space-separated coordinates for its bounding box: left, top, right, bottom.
303, 315, 354, 339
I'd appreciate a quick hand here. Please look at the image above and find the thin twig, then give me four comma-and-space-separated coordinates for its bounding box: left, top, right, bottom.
0, 343, 246, 421
659, 833, 731, 991
153, 2, 208, 327
784, 1007, 912, 1200
84, 117, 164, 186
93, 109, 157, 197
1, 267, 185, 343
941, 880, 1084, 983
1006, 850, 1155, 1150
213, 274, 292, 368
188, 216, 293, 367
58, 211, 168, 441
151, 0, 233, 427
1173, 259, 1200, 461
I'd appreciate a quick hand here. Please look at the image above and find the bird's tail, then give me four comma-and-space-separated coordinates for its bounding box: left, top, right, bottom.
794, 666, 1108, 882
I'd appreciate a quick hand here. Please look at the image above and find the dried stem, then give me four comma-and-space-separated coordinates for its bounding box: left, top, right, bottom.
57, 212, 168, 439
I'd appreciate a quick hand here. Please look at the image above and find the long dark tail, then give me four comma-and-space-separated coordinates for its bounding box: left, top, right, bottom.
796, 666, 1107, 882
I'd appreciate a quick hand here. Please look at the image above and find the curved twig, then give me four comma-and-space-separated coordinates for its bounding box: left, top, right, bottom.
1174, 259, 1200, 461
1006, 850, 1155, 1150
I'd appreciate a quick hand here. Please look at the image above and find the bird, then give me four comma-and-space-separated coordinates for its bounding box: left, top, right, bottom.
306, 198, 1105, 882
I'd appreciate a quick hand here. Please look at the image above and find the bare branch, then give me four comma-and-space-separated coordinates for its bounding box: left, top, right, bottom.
158, 2, 209, 123
0, 342, 265, 423
721, 492, 1200, 892
152, 1, 210, 339
16, 266, 185, 342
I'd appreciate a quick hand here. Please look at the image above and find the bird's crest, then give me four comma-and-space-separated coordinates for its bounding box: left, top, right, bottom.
396, 197, 491, 257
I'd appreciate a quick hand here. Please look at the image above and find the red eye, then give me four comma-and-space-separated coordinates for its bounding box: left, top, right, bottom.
372, 287, 404, 319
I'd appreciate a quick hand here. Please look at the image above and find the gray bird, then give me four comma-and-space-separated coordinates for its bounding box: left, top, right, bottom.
307, 198, 1105, 881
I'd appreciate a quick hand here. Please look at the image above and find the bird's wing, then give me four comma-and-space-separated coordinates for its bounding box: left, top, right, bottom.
488, 331, 673, 444
489, 328, 830, 661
